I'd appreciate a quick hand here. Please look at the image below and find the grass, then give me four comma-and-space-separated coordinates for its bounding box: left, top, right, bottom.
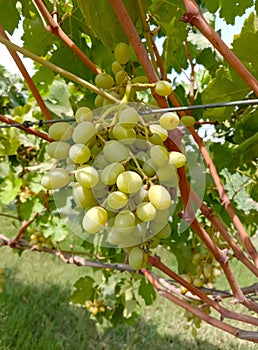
1, 245, 258, 350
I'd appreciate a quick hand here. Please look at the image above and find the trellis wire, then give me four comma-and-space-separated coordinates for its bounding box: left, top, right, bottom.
1, 98, 258, 129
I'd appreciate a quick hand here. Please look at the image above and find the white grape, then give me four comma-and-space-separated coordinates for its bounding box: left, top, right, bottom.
117, 171, 143, 194
72, 121, 96, 144
75, 165, 99, 188
41, 168, 70, 190
46, 141, 71, 160
82, 206, 107, 234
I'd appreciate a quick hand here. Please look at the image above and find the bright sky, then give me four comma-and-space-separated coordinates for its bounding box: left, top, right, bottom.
0, 9, 253, 76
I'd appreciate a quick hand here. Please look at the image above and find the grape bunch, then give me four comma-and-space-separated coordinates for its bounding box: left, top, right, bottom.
85, 299, 106, 316
29, 227, 54, 250
41, 103, 186, 270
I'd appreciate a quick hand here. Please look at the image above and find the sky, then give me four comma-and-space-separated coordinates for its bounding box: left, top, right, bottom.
0, 8, 253, 76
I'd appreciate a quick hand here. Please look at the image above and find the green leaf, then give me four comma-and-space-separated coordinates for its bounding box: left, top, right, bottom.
0, 0, 20, 34
139, 277, 156, 306
71, 276, 95, 304
19, 197, 45, 221
0, 175, 22, 205
233, 32, 258, 68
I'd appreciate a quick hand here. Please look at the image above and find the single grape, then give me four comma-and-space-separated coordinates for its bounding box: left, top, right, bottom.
136, 202, 156, 222
114, 210, 136, 234
149, 124, 168, 141
75, 107, 93, 123
181, 116, 195, 127
95, 73, 114, 90
115, 70, 128, 84
155, 223, 171, 239
41, 168, 70, 190
148, 185, 171, 210
150, 145, 169, 167
142, 159, 157, 177
103, 140, 129, 163
118, 107, 139, 128
114, 42, 130, 65
154, 80, 172, 97
159, 112, 179, 130
112, 123, 136, 144
112, 60, 124, 75
82, 206, 107, 234
169, 151, 186, 168
69, 144, 91, 164
156, 163, 178, 187
128, 247, 147, 270
46, 141, 71, 160
147, 236, 160, 248
75, 165, 99, 188
117, 171, 143, 194
72, 121, 96, 144
94, 94, 104, 108
48, 122, 73, 141
100, 162, 125, 185
72, 183, 98, 209
106, 191, 128, 210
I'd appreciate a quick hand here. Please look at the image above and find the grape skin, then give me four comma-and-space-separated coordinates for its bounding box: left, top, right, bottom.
83, 206, 107, 234
41, 168, 70, 190
148, 185, 171, 210
48, 122, 73, 141
46, 141, 71, 160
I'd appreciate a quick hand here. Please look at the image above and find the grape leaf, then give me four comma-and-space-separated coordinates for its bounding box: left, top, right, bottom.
0, 0, 20, 34
233, 32, 258, 69
139, 277, 156, 305
0, 175, 22, 205
71, 276, 95, 304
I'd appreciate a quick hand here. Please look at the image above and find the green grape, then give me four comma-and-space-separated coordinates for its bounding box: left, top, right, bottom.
114, 42, 130, 65
69, 144, 91, 164
152, 208, 170, 223
114, 210, 136, 234
48, 122, 73, 141
169, 151, 186, 168
131, 76, 149, 91
148, 185, 171, 210
149, 124, 168, 141
112, 123, 136, 144
103, 140, 129, 163
150, 145, 169, 167
117, 171, 143, 194
159, 112, 179, 130
46, 141, 71, 160
193, 278, 204, 287
132, 221, 147, 237
147, 236, 160, 248
155, 223, 171, 239
142, 159, 157, 177
82, 206, 107, 234
106, 191, 128, 210
95, 73, 114, 89
181, 116, 196, 127
156, 163, 178, 187
100, 162, 125, 185
94, 154, 110, 169
75, 165, 99, 188
72, 121, 96, 144
94, 94, 104, 108
136, 202, 156, 222
128, 247, 147, 270
75, 107, 93, 123
154, 80, 172, 97
112, 60, 124, 75
41, 168, 70, 190
118, 107, 139, 128
115, 70, 128, 84
72, 183, 98, 209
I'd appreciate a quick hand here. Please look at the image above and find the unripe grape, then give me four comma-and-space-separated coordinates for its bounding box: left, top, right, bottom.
100, 162, 125, 185
159, 112, 179, 130
41, 168, 70, 190
117, 171, 143, 194
72, 121, 96, 144
112, 123, 136, 144
106, 191, 128, 210
148, 185, 171, 210
75, 165, 99, 188
95, 73, 114, 89
115, 70, 128, 84
150, 145, 169, 167
94, 94, 104, 108
75, 107, 93, 123
169, 151, 186, 168
142, 159, 157, 177
193, 277, 204, 287
48, 122, 73, 141
112, 60, 124, 75
155, 222, 171, 239
114, 42, 130, 65
103, 140, 129, 163
46, 141, 70, 160
136, 202, 156, 222
118, 107, 139, 128
156, 163, 178, 187
181, 116, 195, 127
149, 124, 168, 141
114, 210, 136, 234
154, 80, 172, 96
69, 144, 91, 164
82, 206, 107, 234
128, 247, 147, 270
72, 183, 98, 209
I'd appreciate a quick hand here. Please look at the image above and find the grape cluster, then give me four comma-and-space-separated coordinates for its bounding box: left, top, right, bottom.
183, 303, 211, 336
85, 299, 106, 316
29, 228, 53, 250
0, 269, 3, 293
41, 103, 186, 269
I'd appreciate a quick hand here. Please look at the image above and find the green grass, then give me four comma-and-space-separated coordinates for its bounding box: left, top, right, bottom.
0, 246, 257, 350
